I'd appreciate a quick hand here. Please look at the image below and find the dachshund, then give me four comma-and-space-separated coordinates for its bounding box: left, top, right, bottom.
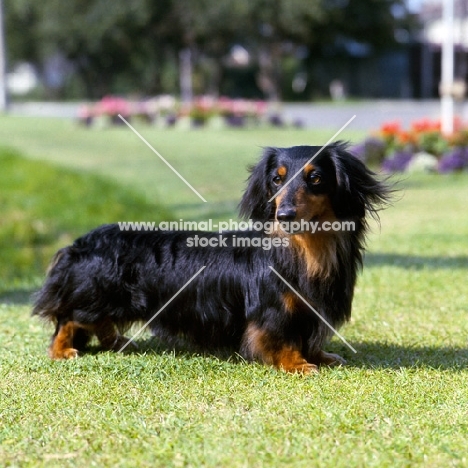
33, 142, 390, 373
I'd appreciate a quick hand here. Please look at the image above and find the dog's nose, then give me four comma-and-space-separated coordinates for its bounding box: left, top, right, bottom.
276, 208, 297, 221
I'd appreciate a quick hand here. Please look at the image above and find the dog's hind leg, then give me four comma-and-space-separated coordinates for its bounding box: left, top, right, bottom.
48, 318, 136, 358
49, 320, 86, 359
93, 318, 137, 353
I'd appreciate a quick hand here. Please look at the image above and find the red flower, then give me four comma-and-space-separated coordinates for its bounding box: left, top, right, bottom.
411, 118, 440, 133
397, 130, 415, 145
380, 121, 401, 137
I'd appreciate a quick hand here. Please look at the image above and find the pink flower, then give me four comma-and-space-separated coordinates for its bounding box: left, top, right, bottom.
96, 96, 131, 117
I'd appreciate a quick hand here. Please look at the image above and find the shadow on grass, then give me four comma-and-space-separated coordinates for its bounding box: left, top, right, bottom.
331, 341, 468, 371
365, 253, 468, 270
84, 337, 244, 365
83, 337, 467, 371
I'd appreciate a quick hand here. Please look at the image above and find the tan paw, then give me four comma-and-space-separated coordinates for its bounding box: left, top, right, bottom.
280, 361, 319, 374
297, 362, 320, 374
49, 347, 79, 360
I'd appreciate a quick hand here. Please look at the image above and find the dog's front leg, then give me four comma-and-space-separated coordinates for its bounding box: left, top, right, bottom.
307, 350, 347, 367
241, 322, 319, 374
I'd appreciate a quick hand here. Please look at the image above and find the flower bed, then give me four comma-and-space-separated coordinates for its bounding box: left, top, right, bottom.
353, 119, 468, 174
77, 95, 177, 128
77, 95, 299, 129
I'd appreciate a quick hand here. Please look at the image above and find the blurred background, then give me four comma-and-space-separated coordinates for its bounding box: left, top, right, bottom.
1, 0, 468, 288
0, 1, 461, 103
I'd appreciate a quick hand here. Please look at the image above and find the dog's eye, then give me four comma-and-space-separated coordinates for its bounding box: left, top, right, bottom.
308, 174, 321, 185
273, 176, 282, 185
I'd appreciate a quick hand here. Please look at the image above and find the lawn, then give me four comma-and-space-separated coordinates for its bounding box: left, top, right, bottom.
0, 116, 467, 467
0, 146, 171, 292
0, 115, 364, 221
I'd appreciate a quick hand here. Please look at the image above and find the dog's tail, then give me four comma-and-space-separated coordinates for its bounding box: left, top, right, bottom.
32, 246, 73, 322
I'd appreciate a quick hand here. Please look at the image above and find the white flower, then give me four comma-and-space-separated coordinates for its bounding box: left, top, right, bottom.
406, 152, 438, 173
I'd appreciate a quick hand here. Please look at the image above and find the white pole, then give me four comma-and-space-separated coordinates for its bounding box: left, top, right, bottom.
441, 0, 454, 134
179, 48, 193, 104
0, 0, 8, 112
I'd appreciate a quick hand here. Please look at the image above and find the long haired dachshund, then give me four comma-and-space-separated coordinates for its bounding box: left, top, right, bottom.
33, 142, 390, 373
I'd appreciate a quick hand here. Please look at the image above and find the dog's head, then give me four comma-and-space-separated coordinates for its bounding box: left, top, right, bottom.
239, 143, 390, 224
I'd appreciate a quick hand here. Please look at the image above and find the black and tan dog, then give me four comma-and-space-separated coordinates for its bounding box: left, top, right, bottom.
33, 143, 390, 373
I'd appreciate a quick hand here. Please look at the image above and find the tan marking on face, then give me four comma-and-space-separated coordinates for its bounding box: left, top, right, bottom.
303, 163, 315, 177
288, 190, 343, 278
293, 188, 336, 222
277, 166, 287, 177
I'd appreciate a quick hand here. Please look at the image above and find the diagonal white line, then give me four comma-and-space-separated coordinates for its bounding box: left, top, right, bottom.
118, 114, 207, 203
118, 266, 206, 353
268, 114, 356, 203
268, 266, 357, 353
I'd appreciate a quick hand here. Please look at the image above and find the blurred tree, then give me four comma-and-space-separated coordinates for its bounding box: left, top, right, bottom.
37, 0, 154, 97
4, 0, 40, 65
243, 0, 326, 100
3, 0, 415, 99
308, 0, 413, 52
5, 0, 170, 97
303, 0, 417, 98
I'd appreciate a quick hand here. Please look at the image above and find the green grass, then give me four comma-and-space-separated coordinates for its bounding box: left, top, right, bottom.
0, 116, 467, 467
0, 115, 364, 221
0, 147, 171, 290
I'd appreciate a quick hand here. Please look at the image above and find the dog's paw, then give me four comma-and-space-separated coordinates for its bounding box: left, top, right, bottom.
321, 351, 347, 367
49, 347, 79, 360
308, 350, 347, 367
298, 362, 320, 374
280, 361, 319, 375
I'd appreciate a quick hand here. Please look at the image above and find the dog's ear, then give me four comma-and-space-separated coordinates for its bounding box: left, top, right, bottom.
330, 142, 391, 219
239, 147, 277, 220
